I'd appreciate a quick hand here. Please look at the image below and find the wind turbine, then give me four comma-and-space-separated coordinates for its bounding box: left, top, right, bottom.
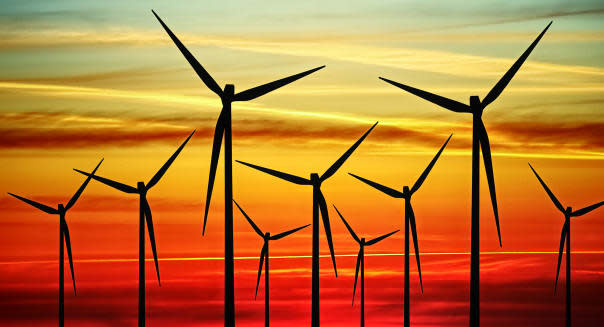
349, 134, 451, 327
8, 158, 102, 327
334, 205, 398, 327
151, 11, 324, 326
74, 130, 194, 327
529, 163, 603, 327
379, 22, 552, 326
233, 200, 309, 327
237, 122, 377, 327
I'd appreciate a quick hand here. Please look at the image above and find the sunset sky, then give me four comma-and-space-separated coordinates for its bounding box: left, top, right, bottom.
1, 0, 603, 326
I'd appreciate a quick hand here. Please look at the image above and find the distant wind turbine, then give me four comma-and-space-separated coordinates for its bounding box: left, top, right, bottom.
8, 158, 102, 327
379, 22, 552, 327
152, 11, 324, 326
74, 131, 194, 327
529, 163, 603, 327
237, 122, 377, 327
334, 205, 398, 327
233, 200, 309, 327
349, 134, 451, 327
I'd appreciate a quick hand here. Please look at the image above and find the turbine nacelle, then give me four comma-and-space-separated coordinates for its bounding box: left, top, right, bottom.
402, 186, 411, 199
565, 206, 572, 217
137, 182, 146, 194
57, 203, 65, 214
222, 84, 235, 101
470, 95, 483, 115
360, 237, 366, 246
310, 173, 321, 186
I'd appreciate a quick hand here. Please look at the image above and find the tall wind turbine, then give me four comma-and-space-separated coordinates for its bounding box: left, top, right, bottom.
379, 22, 552, 326
233, 200, 309, 327
8, 158, 102, 327
349, 134, 451, 327
237, 122, 377, 327
529, 163, 603, 327
151, 12, 324, 326
74, 131, 194, 327
334, 205, 398, 327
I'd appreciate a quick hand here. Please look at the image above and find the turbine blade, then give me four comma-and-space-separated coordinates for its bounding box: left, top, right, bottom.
65, 158, 103, 211
255, 243, 267, 300
481, 22, 552, 107
352, 248, 361, 306
379, 77, 471, 113
570, 201, 604, 217
143, 199, 161, 286
348, 173, 403, 198
365, 229, 399, 246
73, 170, 137, 194
233, 66, 325, 101
233, 199, 263, 237
203, 113, 225, 235
528, 163, 565, 213
477, 121, 501, 247
410, 134, 452, 195
333, 205, 360, 243
554, 222, 568, 294
270, 224, 310, 240
408, 204, 423, 292
147, 130, 195, 190
321, 122, 378, 182
317, 190, 337, 277
236, 160, 311, 185
61, 218, 76, 296
7, 193, 58, 214
152, 10, 223, 97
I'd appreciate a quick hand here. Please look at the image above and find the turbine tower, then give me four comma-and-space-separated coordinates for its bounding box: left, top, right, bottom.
334, 205, 398, 327
8, 158, 102, 327
74, 131, 194, 327
529, 163, 603, 327
233, 200, 309, 327
349, 134, 451, 327
379, 22, 551, 327
237, 122, 377, 327
152, 11, 324, 326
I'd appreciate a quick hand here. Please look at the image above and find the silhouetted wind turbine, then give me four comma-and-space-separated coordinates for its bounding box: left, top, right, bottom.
151, 12, 324, 326
379, 22, 552, 327
8, 158, 102, 327
233, 200, 309, 327
334, 205, 398, 327
529, 163, 603, 327
237, 122, 377, 327
74, 131, 194, 327
349, 134, 451, 327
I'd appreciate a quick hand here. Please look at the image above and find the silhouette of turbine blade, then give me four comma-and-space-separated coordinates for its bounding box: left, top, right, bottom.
233, 66, 325, 102
61, 218, 76, 296
270, 224, 310, 240
554, 222, 568, 294
411, 134, 452, 195
365, 230, 399, 246
143, 199, 161, 286
236, 160, 311, 185
408, 204, 423, 292
203, 112, 225, 235
321, 122, 378, 182
333, 205, 360, 243
7, 193, 58, 214
73, 170, 137, 194
318, 190, 337, 277
66, 158, 103, 211
233, 199, 263, 237
481, 21, 552, 108
570, 201, 604, 217
352, 248, 361, 306
379, 77, 471, 113
255, 243, 267, 300
147, 130, 195, 190
528, 163, 565, 213
152, 10, 223, 97
477, 121, 501, 247
348, 173, 403, 198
